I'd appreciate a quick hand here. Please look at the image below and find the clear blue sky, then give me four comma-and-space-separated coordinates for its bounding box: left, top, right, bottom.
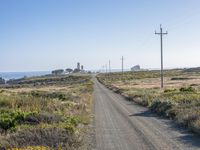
1, 0, 200, 72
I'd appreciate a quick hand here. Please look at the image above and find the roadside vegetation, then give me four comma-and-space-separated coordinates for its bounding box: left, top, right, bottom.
0, 74, 93, 149
97, 69, 200, 135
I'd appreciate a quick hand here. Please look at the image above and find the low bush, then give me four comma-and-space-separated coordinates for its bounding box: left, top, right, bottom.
25, 112, 63, 125
0, 111, 28, 131
150, 101, 175, 117
164, 88, 177, 93
171, 77, 191, 80
30, 91, 67, 101
3, 127, 81, 149
179, 86, 196, 92
65, 116, 81, 127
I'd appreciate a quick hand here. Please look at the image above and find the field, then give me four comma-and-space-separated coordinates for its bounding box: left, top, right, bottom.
97, 69, 200, 135
0, 74, 94, 149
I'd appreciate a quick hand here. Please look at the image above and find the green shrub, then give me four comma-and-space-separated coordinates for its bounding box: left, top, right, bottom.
0, 115, 15, 131
150, 100, 174, 116
64, 124, 76, 134
0, 111, 34, 131
65, 116, 81, 126
30, 91, 67, 101
166, 107, 179, 119
179, 87, 195, 92
62, 116, 82, 134
164, 88, 177, 93
171, 77, 190, 80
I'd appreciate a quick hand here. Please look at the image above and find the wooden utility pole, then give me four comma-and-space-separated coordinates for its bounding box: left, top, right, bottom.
155, 24, 168, 88
102, 65, 105, 73
109, 60, 111, 73
121, 56, 124, 73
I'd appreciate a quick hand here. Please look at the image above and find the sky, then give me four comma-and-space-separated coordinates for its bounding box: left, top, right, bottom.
1, 0, 200, 72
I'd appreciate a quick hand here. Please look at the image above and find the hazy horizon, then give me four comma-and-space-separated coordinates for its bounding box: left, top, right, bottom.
1, 0, 200, 72
0, 66, 197, 73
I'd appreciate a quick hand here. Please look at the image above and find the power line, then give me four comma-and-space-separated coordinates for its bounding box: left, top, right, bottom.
155, 24, 168, 88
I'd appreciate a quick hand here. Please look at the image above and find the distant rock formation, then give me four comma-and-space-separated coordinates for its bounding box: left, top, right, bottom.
131, 65, 141, 71
0, 77, 5, 84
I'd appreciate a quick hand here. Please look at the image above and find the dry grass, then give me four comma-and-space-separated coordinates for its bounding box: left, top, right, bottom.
0, 75, 93, 149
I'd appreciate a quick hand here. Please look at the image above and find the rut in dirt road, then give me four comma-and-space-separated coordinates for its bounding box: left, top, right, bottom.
93, 77, 200, 150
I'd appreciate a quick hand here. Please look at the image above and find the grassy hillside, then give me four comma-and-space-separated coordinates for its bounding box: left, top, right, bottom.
97, 70, 200, 135
0, 75, 93, 149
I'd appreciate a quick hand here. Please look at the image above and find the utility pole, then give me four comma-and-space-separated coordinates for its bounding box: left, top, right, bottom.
102, 65, 105, 73
109, 60, 111, 73
155, 24, 168, 88
121, 56, 124, 73
105, 64, 108, 73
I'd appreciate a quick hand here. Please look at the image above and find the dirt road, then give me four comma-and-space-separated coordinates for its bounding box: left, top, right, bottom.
93, 77, 200, 150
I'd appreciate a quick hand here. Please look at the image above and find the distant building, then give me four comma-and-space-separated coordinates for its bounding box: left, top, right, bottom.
131, 65, 140, 71
73, 68, 80, 73
81, 65, 84, 70
73, 62, 85, 73
77, 62, 80, 70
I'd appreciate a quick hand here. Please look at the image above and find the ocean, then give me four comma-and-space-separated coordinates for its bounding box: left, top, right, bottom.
0, 71, 51, 81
